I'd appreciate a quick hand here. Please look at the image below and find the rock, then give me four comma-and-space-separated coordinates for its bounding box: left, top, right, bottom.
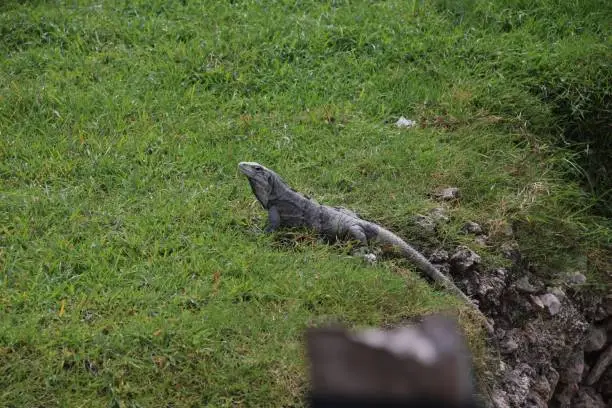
594, 304, 610, 322
435, 187, 460, 201
584, 361, 591, 381
500, 330, 520, 355
461, 221, 483, 235
395, 116, 416, 128
514, 276, 538, 294
525, 392, 548, 408
603, 294, 612, 316
474, 235, 489, 246
530, 294, 545, 310
482, 282, 591, 408
439, 233, 596, 408
450, 246, 481, 274
539, 293, 562, 316
592, 293, 612, 322
531, 376, 551, 400
503, 363, 535, 407
491, 389, 510, 408
474, 268, 508, 307
500, 240, 520, 263
561, 350, 585, 385
436, 263, 451, 276
555, 385, 576, 408
566, 272, 587, 285
585, 326, 607, 352
429, 249, 449, 264
428, 207, 449, 223
586, 344, 612, 386
484, 268, 508, 294
413, 215, 436, 233
542, 367, 559, 400
572, 386, 606, 408
596, 364, 612, 399
548, 287, 567, 302
572, 288, 607, 322
553, 350, 587, 407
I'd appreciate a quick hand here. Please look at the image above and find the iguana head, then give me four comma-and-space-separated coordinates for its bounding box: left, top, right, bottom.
238, 162, 284, 209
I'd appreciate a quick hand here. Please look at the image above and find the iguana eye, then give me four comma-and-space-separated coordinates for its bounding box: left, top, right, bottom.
254, 166, 263, 171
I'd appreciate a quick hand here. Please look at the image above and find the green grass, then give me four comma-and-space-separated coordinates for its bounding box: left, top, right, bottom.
1, 0, 610, 406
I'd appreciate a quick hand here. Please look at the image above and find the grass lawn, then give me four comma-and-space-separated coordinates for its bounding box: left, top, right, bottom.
1, 0, 610, 406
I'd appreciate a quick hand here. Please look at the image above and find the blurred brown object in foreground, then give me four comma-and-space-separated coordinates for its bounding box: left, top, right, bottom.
306, 314, 480, 407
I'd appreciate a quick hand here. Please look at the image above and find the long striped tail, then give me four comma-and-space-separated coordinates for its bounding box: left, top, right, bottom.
371, 224, 494, 334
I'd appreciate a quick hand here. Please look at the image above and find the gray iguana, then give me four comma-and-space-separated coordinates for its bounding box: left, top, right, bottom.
238, 161, 493, 334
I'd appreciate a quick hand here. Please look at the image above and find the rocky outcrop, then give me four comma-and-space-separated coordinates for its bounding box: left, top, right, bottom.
429, 239, 611, 407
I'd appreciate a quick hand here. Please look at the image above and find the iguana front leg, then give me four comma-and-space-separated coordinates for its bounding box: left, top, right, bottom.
265, 206, 281, 232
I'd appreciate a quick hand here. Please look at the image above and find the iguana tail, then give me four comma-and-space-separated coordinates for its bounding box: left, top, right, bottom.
368, 225, 468, 300
368, 222, 494, 334
368, 223, 494, 333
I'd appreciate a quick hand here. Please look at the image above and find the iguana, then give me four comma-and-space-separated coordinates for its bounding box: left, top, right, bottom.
238, 161, 493, 333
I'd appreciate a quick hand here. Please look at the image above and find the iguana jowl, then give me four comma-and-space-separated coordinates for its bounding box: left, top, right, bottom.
238, 161, 492, 332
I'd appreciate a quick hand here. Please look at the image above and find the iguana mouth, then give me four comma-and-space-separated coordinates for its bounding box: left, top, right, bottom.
238, 162, 255, 176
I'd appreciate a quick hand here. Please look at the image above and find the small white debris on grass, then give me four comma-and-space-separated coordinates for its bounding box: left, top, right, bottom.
363, 253, 377, 264
395, 116, 417, 128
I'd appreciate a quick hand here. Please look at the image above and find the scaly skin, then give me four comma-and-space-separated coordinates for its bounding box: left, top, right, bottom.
238, 161, 493, 334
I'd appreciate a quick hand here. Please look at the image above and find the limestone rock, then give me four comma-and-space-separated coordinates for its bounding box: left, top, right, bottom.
585, 325, 607, 352
450, 246, 481, 274
428, 207, 449, 223
514, 276, 538, 294
435, 187, 460, 201
572, 386, 605, 408
539, 293, 562, 316
461, 221, 483, 235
